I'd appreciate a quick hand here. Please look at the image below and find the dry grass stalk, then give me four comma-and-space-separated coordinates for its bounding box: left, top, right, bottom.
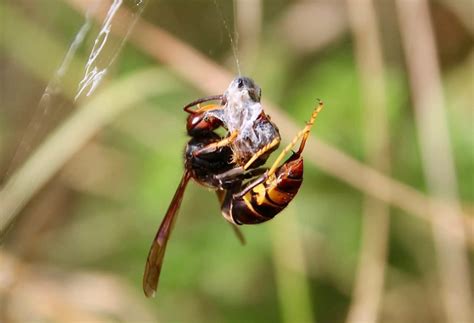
345, 1, 391, 322
395, 0, 473, 322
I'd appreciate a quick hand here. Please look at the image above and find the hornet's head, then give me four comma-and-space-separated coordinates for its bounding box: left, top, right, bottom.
223, 76, 262, 104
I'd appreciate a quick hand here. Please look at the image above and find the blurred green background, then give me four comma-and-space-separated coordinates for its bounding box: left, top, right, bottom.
0, 0, 472, 322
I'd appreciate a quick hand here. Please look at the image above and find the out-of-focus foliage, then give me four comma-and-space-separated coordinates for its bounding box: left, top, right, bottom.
0, 0, 472, 322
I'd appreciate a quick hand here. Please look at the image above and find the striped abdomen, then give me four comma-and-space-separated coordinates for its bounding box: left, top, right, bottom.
231, 154, 303, 225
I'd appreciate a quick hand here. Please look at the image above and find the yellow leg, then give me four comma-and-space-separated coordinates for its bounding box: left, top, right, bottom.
193, 103, 224, 114
183, 94, 223, 113
193, 130, 238, 156
243, 137, 281, 170
268, 100, 324, 176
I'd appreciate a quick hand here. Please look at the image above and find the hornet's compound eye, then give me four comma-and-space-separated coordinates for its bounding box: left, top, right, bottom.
237, 78, 244, 89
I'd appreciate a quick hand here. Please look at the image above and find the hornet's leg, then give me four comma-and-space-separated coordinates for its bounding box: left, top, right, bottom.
183, 95, 223, 113
267, 100, 324, 176
212, 167, 268, 189
243, 137, 281, 171
192, 130, 238, 156
216, 190, 246, 244
219, 181, 244, 225
213, 136, 279, 183
192, 103, 225, 114
233, 171, 269, 200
